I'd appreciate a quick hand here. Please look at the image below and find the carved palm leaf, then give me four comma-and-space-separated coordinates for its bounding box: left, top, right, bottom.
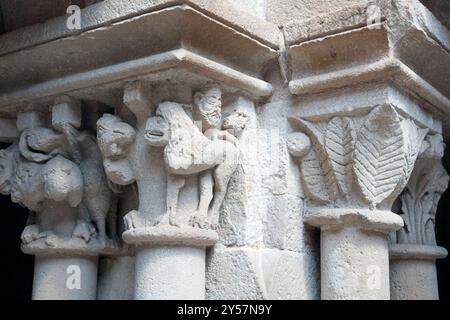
301, 141, 339, 203
354, 105, 405, 208
325, 117, 355, 196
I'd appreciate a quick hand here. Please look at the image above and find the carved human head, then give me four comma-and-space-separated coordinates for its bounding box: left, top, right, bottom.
193, 85, 222, 130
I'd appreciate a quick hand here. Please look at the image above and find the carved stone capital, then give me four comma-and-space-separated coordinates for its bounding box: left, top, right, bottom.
97, 83, 251, 247
0, 103, 122, 257
288, 104, 430, 232
391, 133, 449, 252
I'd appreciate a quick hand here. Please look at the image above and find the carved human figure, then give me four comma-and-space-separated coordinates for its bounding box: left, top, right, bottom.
192, 86, 247, 227
144, 100, 241, 228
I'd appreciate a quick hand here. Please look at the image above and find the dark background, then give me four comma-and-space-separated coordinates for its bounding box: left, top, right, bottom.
1, 142, 450, 300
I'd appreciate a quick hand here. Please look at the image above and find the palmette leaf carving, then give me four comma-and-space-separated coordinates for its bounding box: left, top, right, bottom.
354, 105, 405, 208
325, 117, 355, 196
301, 141, 339, 203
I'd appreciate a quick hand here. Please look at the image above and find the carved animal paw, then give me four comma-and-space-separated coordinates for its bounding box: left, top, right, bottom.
207, 215, 220, 230
73, 220, 96, 243
44, 233, 59, 247
98, 235, 118, 250
158, 212, 180, 227
189, 216, 209, 229
21, 225, 41, 244
124, 210, 145, 230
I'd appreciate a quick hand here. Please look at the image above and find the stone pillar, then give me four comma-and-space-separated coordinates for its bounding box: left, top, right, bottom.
307, 210, 402, 299
389, 135, 449, 300
125, 230, 215, 300
390, 245, 447, 300
283, 0, 450, 300
288, 105, 430, 299
32, 254, 98, 300
97, 185, 138, 300
0, 102, 121, 300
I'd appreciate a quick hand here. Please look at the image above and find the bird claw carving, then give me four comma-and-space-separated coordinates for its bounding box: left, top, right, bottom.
73, 219, 96, 243
21, 224, 42, 244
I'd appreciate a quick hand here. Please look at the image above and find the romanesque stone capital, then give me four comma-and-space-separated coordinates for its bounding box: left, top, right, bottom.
96, 83, 255, 248
390, 133, 449, 260
0, 100, 121, 257
287, 104, 431, 233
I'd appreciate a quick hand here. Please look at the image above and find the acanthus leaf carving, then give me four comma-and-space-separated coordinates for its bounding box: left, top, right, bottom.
353, 105, 405, 209
397, 159, 449, 246
325, 117, 355, 197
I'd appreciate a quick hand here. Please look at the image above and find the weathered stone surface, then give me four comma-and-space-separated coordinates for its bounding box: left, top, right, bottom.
206, 245, 319, 300
0, 0, 449, 302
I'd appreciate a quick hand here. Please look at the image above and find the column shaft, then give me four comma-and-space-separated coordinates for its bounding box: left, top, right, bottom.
321, 228, 390, 300
32, 255, 98, 300
134, 246, 206, 300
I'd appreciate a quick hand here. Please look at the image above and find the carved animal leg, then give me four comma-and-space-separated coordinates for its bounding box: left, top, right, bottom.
73, 203, 96, 242
95, 217, 107, 240
106, 197, 118, 241
161, 174, 185, 226
208, 161, 237, 228
197, 170, 214, 224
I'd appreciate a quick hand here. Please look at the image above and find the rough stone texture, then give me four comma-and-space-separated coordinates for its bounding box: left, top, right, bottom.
135, 246, 206, 300
97, 256, 135, 300
390, 258, 440, 300
206, 245, 319, 300
321, 228, 390, 300
267, 0, 369, 26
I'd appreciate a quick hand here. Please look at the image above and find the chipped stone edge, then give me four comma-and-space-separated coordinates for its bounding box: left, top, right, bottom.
304, 208, 404, 234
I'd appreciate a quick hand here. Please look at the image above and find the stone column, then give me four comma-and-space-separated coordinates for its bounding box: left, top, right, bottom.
97, 185, 138, 300
0, 101, 120, 300
288, 105, 429, 299
97, 83, 234, 299
389, 134, 449, 300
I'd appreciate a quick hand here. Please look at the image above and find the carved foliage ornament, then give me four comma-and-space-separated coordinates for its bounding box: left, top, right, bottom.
396, 135, 449, 246
288, 105, 428, 210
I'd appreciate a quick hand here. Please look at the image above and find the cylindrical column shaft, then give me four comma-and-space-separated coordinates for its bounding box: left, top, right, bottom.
389, 244, 447, 300
134, 245, 206, 300
32, 254, 98, 300
97, 256, 135, 300
321, 228, 390, 300
390, 259, 438, 300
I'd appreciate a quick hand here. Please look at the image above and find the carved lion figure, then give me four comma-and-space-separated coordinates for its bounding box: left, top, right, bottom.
145, 101, 240, 228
